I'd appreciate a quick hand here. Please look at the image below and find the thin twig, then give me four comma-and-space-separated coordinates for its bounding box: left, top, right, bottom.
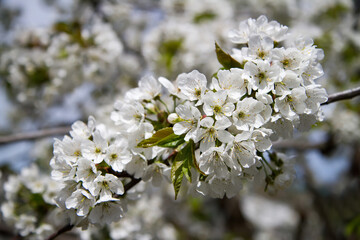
46, 224, 74, 240
124, 177, 141, 192
0, 126, 71, 145
322, 86, 360, 105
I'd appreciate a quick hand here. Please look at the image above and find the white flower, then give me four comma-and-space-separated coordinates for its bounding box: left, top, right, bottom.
16, 215, 36, 236
105, 140, 132, 172
65, 189, 95, 216
172, 103, 201, 141
3, 176, 21, 200
142, 163, 170, 187
198, 145, 233, 178
126, 122, 154, 149
1, 202, 15, 220
53, 136, 82, 164
177, 70, 208, 104
158, 76, 186, 99
89, 200, 126, 225
266, 118, 294, 141
272, 48, 305, 71
125, 75, 161, 101
196, 171, 242, 198
20, 164, 45, 193
228, 15, 288, 44
228, 19, 251, 44
244, 60, 281, 92
274, 157, 296, 190
125, 154, 147, 179
197, 117, 234, 152
212, 68, 247, 102
248, 35, 274, 60
111, 100, 145, 132
227, 132, 257, 169
301, 63, 324, 86
232, 98, 270, 131
34, 224, 54, 240
274, 87, 307, 118
50, 155, 76, 181
89, 174, 124, 202
81, 130, 108, 164
251, 128, 273, 152
203, 90, 235, 120
304, 85, 328, 114
69, 117, 95, 140
274, 70, 301, 96
76, 158, 100, 190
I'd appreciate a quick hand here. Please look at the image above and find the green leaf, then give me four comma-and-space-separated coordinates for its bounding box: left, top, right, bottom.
215, 42, 242, 69
170, 140, 195, 199
157, 134, 185, 148
137, 127, 184, 148
171, 158, 184, 200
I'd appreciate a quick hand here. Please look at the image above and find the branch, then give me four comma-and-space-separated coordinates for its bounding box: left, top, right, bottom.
0, 126, 71, 145
322, 86, 360, 105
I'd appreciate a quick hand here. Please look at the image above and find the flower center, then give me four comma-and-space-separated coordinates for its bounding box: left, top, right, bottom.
213, 105, 222, 114
195, 88, 201, 97
238, 111, 246, 118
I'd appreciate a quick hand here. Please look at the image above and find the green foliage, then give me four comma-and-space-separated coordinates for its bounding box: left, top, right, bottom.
345, 215, 360, 238
188, 197, 209, 221
14, 185, 49, 220
25, 65, 51, 88
171, 140, 195, 199
159, 39, 183, 73
137, 127, 185, 148
322, 3, 348, 20
53, 21, 94, 48
314, 32, 333, 61
341, 41, 360, 64
193, 11, 217, 24
215, 42, 242, 69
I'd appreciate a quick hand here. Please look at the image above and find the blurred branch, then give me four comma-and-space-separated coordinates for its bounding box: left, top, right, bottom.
272, 140, 326, 150
0, 126, 71, 145
273, 134, 336, 153
322, 86, 360, 105
0, 87, 359, 145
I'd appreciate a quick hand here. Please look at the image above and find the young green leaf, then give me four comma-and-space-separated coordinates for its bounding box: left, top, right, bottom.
137, 127, 184, 148
170, 140, 195, 199
215, 42, 242, 69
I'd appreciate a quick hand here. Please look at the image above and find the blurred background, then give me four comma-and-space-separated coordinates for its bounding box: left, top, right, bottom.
0, 0, 359, 239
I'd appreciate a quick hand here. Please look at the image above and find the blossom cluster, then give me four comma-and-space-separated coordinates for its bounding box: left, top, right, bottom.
50, 15, 327, 227
50, 117, 131, 227
0, 165, 64, 239
143, 0, 234, 78
0, 20, 132, 109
